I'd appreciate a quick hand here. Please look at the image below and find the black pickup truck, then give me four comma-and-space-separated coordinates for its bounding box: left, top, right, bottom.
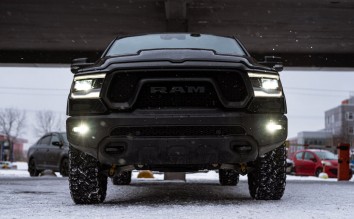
66, 33, 287, 204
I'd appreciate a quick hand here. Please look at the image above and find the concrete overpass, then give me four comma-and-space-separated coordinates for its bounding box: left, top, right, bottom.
0, 0, 353, 66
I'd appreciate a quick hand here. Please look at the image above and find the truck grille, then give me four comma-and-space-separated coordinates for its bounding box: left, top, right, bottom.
135, 81, 221, 108
110, 126, 246, 137
107, 70, 248, 109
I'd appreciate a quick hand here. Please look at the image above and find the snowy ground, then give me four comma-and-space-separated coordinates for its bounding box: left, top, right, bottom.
0, 163, 354, 219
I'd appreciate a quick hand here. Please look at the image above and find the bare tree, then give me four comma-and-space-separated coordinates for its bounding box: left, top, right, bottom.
0, 108, 26, 161
34, 110, 63, 137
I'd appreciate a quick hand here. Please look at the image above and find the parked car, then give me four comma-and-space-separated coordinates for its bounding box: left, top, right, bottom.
292, 149, 352, 178
27, 132, 69, 177
0, 161, 17, 169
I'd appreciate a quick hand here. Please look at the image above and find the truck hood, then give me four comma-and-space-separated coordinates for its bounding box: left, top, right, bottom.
78, 49, 274, 73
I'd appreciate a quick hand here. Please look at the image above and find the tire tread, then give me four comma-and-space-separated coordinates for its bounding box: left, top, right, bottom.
69, 145, 107, 204
219, 169, 240, 186
248, 144, 287, 200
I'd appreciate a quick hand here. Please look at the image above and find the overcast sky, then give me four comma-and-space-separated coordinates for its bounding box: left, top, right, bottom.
1, 67, 354, 149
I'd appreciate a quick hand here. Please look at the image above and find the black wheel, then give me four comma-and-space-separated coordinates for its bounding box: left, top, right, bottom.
315, 168, 322, 177
248, 143, 287, 200
112, 171, 132, 185
28, 159, 40, 177
69, 145, 108, 204
219, 169, 239, 186
60, 158, 69, 177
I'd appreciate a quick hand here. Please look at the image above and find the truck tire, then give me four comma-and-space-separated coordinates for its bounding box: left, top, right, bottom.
219, 169, 239, 186
60, 158, 69, 177
248, 143, 286, 200
112, 171, 132, 185
69, 145, 108, 204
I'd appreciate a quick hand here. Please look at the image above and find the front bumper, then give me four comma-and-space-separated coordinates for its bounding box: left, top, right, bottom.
67, 109, 287, 166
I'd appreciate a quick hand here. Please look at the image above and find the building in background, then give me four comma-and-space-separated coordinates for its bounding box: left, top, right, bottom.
324, 97, 354, 147
0, 134, 28, 161
289, 95, 354, 154
288, 131, 334, 154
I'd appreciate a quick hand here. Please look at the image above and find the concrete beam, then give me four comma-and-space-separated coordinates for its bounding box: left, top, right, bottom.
0, 0, 353, 66
165, 0, 188, 32
165, 0, 187, 20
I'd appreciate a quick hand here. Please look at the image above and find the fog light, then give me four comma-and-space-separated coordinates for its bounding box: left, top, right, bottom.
73, 124, 89, 135
266, 121, 282, 133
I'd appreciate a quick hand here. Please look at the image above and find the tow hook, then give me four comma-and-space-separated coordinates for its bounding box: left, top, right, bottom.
108, 165, 116, 177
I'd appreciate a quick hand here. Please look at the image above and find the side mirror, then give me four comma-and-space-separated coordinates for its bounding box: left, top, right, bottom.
71, 58, 95, 74
259, 56, 284, 72
52, 141, 63, 147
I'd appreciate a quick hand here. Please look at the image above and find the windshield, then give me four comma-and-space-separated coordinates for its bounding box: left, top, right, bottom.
314, 151, 337, 160
106, 34, 246, 56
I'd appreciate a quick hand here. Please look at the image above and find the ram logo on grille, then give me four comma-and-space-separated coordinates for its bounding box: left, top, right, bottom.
150, 86, 206, 94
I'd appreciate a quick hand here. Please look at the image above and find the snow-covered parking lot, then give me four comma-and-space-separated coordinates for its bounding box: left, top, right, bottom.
0, 164, 354, 219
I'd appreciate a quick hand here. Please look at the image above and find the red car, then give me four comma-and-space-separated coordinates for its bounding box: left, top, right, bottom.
291, 149, 352, 178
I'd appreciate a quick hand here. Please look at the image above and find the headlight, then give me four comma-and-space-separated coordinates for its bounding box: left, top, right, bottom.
71, 74, 106, 99
248, 73, 282, 97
